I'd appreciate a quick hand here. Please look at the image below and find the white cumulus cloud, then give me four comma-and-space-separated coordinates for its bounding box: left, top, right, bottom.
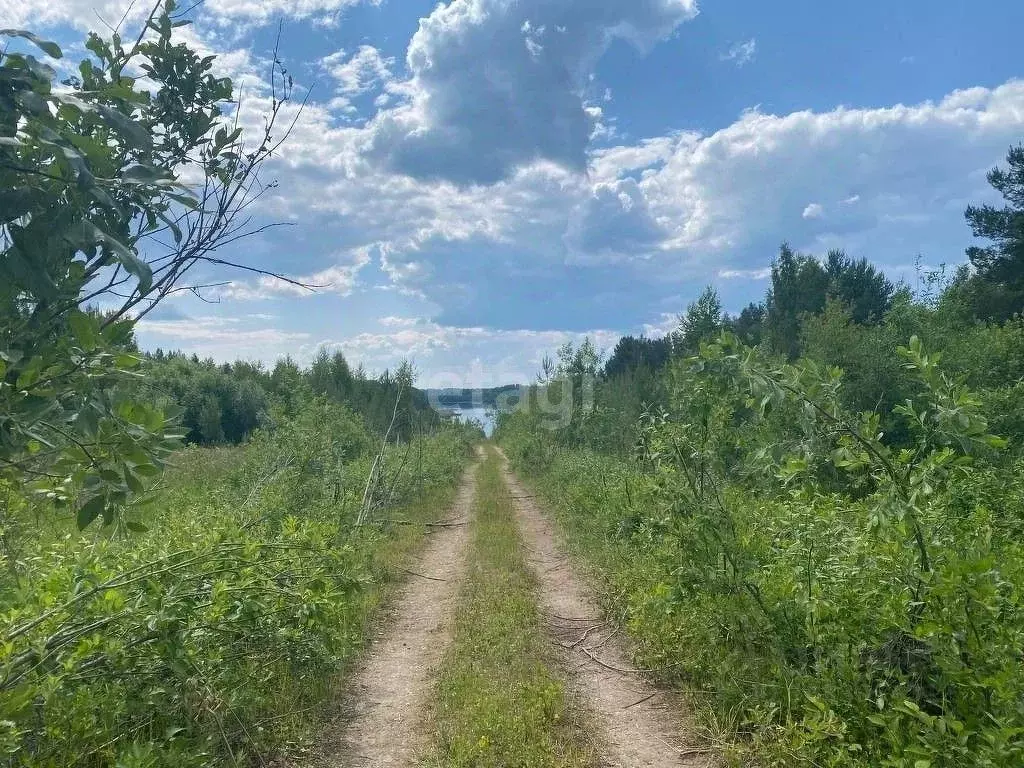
364, 0, 699, 184
565, 178, 667, 263
582, 80, 1024, 272
0, 0, 378, 29
803, 202, 825, 219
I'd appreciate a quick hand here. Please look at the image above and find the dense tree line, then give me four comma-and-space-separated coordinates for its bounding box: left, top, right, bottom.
425, 385, 525, 409
139, 348, 445, 446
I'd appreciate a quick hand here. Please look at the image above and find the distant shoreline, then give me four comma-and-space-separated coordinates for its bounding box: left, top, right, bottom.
423, 384, 525, 410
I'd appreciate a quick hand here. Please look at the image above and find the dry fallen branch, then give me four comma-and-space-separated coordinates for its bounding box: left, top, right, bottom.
401, 569, 448, 583
623, 691, 659, 710
357, 383, 405, 526
588, 625, 621, 650
544, 611, 604, 623
578, 646, 662, 676
561, 620, 609, 649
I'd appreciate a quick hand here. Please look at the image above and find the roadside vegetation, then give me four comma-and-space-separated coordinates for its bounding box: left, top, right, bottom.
498, 145, 1024, 767
0, 400, 476, 766
424, 449, 596, 768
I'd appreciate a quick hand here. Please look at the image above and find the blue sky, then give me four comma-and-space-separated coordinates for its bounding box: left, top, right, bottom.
11, 0, 1024, 386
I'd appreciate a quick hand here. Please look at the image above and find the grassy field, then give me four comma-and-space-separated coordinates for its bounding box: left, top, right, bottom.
423, 448, 597, 768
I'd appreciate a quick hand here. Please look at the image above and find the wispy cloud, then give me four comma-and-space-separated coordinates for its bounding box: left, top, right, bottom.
721, 38, 757, 67
136, 316, 309, 345
321, 45, 395, 97
641, 312, 679, 337
326, 320, 624, 388
218, 250, 372, 300
718, 268, 772, 280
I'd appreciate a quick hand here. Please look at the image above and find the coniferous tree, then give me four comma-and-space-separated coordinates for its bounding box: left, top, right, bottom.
675, 286, 723, 354
766, 245, 829, 358
964, 144, 1024, 318
729, 303, 767, 347
824, 249, 895, 324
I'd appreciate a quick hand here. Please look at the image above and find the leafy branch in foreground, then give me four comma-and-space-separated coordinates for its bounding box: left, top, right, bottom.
1, 1, 307, 527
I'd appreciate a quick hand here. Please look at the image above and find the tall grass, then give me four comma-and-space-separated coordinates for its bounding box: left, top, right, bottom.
498, 440, 1024, 768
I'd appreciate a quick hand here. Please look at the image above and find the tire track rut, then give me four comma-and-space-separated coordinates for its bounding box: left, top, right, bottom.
498, 451, 714, 768
322, 454, 481, 767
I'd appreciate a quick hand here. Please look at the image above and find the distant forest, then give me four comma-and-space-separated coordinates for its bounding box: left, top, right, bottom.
138, 348, 447, 446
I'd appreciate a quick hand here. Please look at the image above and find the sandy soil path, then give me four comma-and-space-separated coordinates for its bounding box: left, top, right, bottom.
498, 452, 714, 768
321, 454, 480, 767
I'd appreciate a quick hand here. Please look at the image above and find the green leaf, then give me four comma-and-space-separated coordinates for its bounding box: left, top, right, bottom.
77, 406, 99, 439
24, 429, 55, 449
77, 494, 106, 530
53, 92, 96, 114
0, 29, 63, 58
125, 521, 150, 533
12, 53, 56, 82
0, 189, 41, 224
68, 310, 100, 351
102, 320, 135, 346
124, 449, 152, 468
95, 103, 152, 151
167, 192, 200, 210
63, 220, 153, 293
115, 353, 141, 369
155, 208, 183, 243
124, 467, 144, 494
121, 164, 172, 184
99, 469, 123, 485
16, 89, 50, 117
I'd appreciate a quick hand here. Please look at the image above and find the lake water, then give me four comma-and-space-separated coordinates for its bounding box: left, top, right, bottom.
443, 407, 496, 436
